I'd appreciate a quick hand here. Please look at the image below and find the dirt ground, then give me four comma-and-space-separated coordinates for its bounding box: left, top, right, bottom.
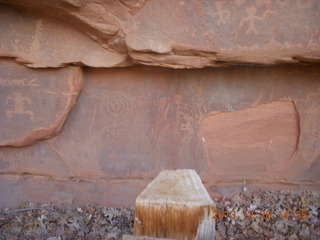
0, 189, 319, 240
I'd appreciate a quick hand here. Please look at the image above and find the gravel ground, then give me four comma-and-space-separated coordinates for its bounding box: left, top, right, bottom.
0, 189, 319, 240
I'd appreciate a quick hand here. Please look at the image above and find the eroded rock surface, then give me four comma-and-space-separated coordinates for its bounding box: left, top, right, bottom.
0, 0, 319, 68
126, 0, 320, 68
1, 65, 319, 182
0, 59, 83, 147
0, 4, 131, 68
0, 0, 319, 209
199, 101, 300, 181
0, 65, 319, 207
0, 174, 148, 208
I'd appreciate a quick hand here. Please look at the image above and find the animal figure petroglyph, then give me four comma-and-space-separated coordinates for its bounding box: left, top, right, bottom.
6, 93, 34, 120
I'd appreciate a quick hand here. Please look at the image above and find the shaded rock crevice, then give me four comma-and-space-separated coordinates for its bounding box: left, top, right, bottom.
44, 140, 74, 176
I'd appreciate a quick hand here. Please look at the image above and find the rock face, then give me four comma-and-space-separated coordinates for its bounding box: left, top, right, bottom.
0, 0, 319, 68
199, 101, 300, 181
0, 0, 319, 208
0, 65, 319, 208
0, 174, 148, 208
0, 4, 131, 68
0, 59, 83, 147
125, 0, 320, 68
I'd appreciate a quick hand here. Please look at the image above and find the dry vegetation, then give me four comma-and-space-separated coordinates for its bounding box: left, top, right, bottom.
0, 190, 319, 240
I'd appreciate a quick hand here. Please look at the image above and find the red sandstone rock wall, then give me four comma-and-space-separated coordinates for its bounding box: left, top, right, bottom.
0, 1, 320, 207
0, 59, 83, 147
0, 0, 319, 68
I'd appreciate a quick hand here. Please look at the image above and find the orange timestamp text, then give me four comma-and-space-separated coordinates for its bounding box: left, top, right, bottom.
212, 210, 309, 220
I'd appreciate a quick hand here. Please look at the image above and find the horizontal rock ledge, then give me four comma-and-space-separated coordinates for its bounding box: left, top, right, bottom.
0, 0, 319, 68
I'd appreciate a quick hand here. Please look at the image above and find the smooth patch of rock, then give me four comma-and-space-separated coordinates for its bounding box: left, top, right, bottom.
199, 101, 300, 181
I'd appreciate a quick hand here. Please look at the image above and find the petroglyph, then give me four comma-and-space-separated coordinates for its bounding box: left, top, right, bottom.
240, 6, 275, 34
173, 94, 197, 161
103, 91, 132, 124
0, 59, 83, 147
211, 1, 230, 25
6, 93, 34, 120
174, 92, 207, 145
0, 78, 39, 87
192, 87, 208, 117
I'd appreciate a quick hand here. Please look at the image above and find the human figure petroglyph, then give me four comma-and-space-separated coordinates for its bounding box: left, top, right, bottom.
240, 6, 275, 34
173, 94, 195, 143
6, 93, 34, 120
211, 1, 230, 25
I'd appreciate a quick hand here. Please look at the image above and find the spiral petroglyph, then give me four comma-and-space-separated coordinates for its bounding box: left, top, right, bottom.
92, 91, 133, 156
103, 91, 132, 125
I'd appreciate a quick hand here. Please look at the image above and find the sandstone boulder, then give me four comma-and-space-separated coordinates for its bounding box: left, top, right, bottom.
0, 58, 83, 146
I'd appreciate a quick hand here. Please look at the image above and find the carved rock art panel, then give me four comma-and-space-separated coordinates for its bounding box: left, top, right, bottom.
199, 101, 300, 181
0, 59, 83, 147
1, 65, 319, 187
0, 4, 130, 68
0, 0, 319, 68
125, 0, 320, 67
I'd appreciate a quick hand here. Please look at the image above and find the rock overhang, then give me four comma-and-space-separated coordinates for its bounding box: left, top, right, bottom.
0, 0, 318, 69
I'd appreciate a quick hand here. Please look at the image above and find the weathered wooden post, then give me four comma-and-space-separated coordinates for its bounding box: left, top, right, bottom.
132, 169, 216, 240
